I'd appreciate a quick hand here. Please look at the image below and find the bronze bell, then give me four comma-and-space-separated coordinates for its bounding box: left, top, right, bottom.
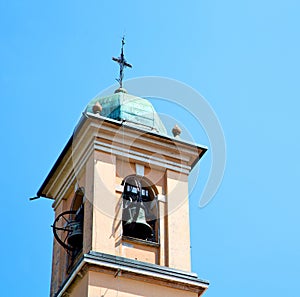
67, 221, 83, 249
123, 204, 153, 240
67, 206, 84, 249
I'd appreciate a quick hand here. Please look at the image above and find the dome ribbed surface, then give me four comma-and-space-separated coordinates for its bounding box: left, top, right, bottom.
86, 91, 167, 134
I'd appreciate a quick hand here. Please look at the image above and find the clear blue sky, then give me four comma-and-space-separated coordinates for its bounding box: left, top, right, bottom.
1, 1, 300, 296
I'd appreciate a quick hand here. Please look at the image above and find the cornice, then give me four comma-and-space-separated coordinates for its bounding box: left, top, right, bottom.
55, 251, 209, 297
38, 114, 207, 204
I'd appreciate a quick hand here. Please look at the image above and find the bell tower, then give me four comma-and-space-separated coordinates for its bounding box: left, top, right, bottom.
37, 88, 209, 296
36, 41, 209, 297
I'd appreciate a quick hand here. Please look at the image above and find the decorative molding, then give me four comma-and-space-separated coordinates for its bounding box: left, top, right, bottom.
94, 140, 190, 174
115, 184, 124, 193
52, 141, 94, 209
43, 116, 205, 208
89, 121, 195, 162
135, 163, 145, 176
55, 251, 208, 297
157, 194, 166, 203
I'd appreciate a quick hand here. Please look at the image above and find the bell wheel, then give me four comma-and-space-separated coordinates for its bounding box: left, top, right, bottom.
52, 210, 77, 251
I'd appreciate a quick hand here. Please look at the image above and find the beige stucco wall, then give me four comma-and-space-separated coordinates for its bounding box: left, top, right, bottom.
83, 153, 94, 254
92, 151, 116, 254
69, 273, 89, 297
91, 151, 193, 270
121, 238, 158, 263
48, 119, 204, 295
87, 271, 198, 297
50, 157, 193, 297
51, 199, 68, 296
166, 170, 191, 271
50, 163, 89, 296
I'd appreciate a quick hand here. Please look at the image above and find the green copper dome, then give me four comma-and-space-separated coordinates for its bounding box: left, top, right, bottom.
85, 89, 167, 135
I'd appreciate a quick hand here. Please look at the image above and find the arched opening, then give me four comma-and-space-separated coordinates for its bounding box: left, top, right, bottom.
121, 175, 158, 242
52, 187, 85, 274
69, 187, 84, 255
66, 187, 85, 271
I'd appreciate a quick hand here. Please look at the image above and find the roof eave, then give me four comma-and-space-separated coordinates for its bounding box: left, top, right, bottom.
36, 113, 207, 198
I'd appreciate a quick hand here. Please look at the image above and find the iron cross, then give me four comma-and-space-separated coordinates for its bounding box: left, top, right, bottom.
112, 37, 132, 88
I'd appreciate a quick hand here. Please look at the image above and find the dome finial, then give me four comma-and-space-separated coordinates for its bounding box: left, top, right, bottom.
112, 36, 132, 89
172, 124, 182, 138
